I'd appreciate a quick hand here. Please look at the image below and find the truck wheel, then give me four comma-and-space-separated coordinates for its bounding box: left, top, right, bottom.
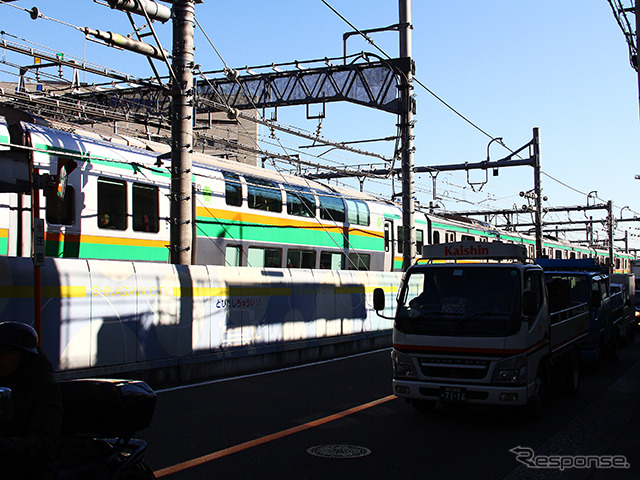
411, 399, 436, 413
525, 369, 548, 418
562, 349, 580, 396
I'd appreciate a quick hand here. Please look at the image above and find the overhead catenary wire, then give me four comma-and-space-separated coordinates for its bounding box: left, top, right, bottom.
191, 17, 402, 269
1, 2, 512, 208
0, 1, 636, 249
319, 0, 639, 242
0, 29, 384, 176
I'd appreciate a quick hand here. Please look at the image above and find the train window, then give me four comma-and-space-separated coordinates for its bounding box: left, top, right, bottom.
346, 199, 370, 226
616, 258, 621, 270
223, 172, 242, 207
246, 176, 282, 212
46, 185, 75, 225
286, 186, 316, 217
433, 230, 440, 244
396, 227, 423, 254
225, 245, 242, 266
461, 234, 475, 241
570, 252, 576, 259
247, 246, 282, 267
97, 177, 127, 230
446, 231, 455, 243
555, 250, 562, 259
318, 194, 345, 222
320, 251, 344, 269
132, 183, 159, 233
348, 252, 370, 271
287, 249, 316, 268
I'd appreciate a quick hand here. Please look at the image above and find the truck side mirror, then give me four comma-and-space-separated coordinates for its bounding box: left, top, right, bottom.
522, 291, 538, 317
373, 288, 386, 311
590, 291, 602, 308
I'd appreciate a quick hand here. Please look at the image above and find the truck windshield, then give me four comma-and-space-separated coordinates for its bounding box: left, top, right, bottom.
396, 266, 522, 336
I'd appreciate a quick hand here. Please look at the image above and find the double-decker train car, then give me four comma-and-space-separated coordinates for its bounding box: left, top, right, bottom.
0, 110, 633, 272
0, 109, 635, 380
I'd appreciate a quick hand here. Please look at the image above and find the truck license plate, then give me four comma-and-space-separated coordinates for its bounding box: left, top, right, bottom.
440, 386, 467, 402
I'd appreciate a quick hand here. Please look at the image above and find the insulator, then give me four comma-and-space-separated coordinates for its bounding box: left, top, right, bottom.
107, 0, 171, 23
85, 28, 169, 60
227, 108, 239, 120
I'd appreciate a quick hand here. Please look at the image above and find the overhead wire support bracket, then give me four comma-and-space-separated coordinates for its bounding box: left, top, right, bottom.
304, 135, 536, 180
342, 23, 409, 64
101, 0, 180, 87
454, 203, 610, 220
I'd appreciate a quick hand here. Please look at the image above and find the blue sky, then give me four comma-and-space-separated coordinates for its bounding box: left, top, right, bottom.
1, 1, 639, 249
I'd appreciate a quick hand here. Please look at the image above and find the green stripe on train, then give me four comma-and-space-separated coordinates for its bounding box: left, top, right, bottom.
195, 218, 383, 251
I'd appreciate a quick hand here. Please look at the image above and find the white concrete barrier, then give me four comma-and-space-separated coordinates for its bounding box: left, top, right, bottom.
0, 257, 401, 381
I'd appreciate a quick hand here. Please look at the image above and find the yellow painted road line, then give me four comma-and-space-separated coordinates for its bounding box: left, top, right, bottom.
153, 394, 397, 478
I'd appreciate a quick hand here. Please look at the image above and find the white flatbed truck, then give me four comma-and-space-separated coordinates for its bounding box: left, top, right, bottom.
373, 241, 590, 413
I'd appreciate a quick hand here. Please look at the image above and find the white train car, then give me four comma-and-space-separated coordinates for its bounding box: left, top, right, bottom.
0, 109, 633, 380
0, 111, 632, 273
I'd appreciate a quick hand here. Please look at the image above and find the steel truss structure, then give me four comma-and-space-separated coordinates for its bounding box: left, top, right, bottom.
57, 56, 411, 122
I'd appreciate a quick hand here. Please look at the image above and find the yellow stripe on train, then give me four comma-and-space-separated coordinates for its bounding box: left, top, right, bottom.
195, 206, 382, 239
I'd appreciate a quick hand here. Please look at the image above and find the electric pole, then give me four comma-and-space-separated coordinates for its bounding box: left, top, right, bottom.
170, 0, 195, 264
533, 127, 543, 258
608, 200, 615, 271
636, 0, 640, 120
399, 0, 416, 270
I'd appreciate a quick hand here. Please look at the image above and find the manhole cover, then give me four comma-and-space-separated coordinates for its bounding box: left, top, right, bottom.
306, 444, 371, 459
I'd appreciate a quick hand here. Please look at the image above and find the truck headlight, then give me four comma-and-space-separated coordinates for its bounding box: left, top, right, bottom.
391, 350, 418, 379
492, 355, 527, 384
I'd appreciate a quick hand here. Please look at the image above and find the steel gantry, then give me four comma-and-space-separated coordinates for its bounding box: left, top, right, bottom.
61, 55, 411, 120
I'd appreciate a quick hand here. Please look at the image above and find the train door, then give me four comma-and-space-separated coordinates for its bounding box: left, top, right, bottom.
4, 191, 31, 257
1, 119, 32, 257
384, 220, 394, 271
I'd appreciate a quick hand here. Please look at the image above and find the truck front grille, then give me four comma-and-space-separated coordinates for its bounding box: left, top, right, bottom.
419, 357, 489, 380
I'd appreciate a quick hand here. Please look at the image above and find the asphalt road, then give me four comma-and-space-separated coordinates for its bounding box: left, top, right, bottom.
142, 340, 640, 480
